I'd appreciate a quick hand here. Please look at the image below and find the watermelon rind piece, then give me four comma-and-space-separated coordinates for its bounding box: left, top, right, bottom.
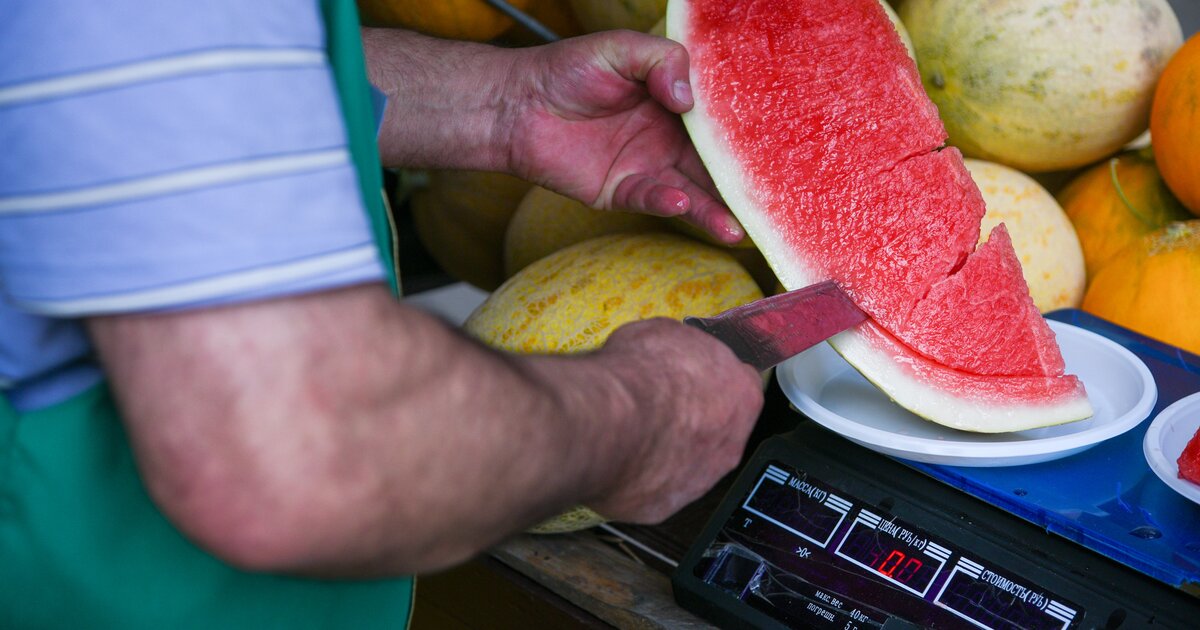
826, 324, 1091, 433
666, 0, 1094, 432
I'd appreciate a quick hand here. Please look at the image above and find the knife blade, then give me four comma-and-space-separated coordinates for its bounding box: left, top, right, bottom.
684, 280, 868, 371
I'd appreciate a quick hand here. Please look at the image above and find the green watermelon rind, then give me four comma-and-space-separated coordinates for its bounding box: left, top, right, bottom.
666, 0, 1094, 433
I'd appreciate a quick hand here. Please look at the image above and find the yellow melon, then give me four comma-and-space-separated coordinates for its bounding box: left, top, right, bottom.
503, 186, 665, 277
504, 187, 780, 294
662, 220, 779, 295
900, 0, 1182, 172
464, 232, 763, 532
409, 170, 532, 291
963, 159, 1085, 312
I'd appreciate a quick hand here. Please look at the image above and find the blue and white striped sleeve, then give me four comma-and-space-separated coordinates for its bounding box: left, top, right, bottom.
0, 0, 385, 317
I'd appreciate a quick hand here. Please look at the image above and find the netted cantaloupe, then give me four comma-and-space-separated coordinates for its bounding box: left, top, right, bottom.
464, 232, 763, 532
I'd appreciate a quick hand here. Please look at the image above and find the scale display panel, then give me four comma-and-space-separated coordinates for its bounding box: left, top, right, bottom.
673, 424, 1200, 630
691, 460, 1082, 629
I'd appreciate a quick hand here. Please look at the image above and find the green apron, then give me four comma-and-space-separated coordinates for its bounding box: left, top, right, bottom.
0, 2, 412, 627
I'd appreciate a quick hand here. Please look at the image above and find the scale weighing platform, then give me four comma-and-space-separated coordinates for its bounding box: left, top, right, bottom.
672, 310, 1200, 629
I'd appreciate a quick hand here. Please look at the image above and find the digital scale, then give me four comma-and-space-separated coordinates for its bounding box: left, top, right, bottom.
672, 310, 1200, 629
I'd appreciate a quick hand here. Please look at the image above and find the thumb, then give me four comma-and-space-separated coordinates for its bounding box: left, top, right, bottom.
596, 31, 694, 114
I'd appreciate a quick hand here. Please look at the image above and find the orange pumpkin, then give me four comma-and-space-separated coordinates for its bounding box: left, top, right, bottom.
1151, 33, 1200, 215
1057, 149, 1190, 281
357, 0, 535, 41
1082, 221, 1200, 355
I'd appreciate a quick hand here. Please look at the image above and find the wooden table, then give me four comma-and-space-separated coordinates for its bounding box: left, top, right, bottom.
410, 494, 726, 629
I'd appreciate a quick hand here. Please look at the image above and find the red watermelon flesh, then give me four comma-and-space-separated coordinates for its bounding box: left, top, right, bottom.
902, 225, 1065, 377
1180, 429, 1200, 485
669, 0, 1093, 431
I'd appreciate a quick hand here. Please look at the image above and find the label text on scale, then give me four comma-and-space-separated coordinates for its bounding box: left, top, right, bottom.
703, 460, 1083, 629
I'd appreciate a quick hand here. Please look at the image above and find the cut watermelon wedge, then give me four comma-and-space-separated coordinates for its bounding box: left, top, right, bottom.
668, 0, 1093, 432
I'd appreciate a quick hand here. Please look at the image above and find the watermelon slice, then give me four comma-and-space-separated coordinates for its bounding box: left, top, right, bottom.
667, 0, 1093, 432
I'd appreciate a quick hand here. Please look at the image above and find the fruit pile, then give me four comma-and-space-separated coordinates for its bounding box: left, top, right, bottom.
896, 0, 1199, 356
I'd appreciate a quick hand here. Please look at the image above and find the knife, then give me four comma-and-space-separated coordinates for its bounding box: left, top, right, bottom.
684, 280, 868, 371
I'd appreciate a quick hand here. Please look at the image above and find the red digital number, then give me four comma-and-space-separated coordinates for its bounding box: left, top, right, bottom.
896, 557, 924, 583
877, 550, 905, 577
876, 550, 924, 585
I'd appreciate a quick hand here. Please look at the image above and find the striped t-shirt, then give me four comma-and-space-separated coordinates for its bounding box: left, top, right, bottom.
0, 1, 385, 411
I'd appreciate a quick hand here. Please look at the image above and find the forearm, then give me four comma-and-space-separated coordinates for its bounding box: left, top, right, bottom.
363, 27, 518, 172
88, 284, 639, 575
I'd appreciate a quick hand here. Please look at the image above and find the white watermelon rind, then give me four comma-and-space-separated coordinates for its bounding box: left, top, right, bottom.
665, 0, 1094, 433
825, 325, 1093, 433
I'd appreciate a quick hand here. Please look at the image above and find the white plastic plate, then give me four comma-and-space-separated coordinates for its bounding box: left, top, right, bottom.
1143, 392, 1200, 505
777, 321, 1158, 467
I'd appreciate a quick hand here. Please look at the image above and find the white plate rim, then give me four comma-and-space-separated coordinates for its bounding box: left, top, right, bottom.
1143, 392, 1200, 505
777, 321, 1158, 465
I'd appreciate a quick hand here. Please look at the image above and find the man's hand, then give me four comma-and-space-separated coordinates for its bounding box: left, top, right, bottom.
581, 318, 764, 523
365, 28, 744, 245
501, 31, 745, 244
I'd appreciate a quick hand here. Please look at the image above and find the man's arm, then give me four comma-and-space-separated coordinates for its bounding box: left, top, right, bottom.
89, 284, 763, 576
